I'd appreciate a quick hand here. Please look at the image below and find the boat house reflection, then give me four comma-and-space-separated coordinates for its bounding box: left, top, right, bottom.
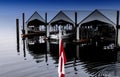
21, 34, 119, 76
26, 36, 47, 63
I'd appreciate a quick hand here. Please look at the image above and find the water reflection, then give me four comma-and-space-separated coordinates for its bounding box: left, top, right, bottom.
22, 36, 120, 76
16, 34, 20, 55
27, 42, 46, 63
77, 44, 117, 76
90, 50, 120, 77
23, 38, 26, 60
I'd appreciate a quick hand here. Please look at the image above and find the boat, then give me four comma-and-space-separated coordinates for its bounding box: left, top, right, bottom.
27, 36, 45, 45
50, 30, 73, 40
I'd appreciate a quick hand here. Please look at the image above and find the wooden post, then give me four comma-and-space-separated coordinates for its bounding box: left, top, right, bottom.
76, 27, 79, 41
75, 12, 79, 41
16, 19, 20, 53
75, 12, 77, 27
22, 13, 25, 34
46, 12, 49, 38
76, 44, 79, 59
116, 11, 119, 47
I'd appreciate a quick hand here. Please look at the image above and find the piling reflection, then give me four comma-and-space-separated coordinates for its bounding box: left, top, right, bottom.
23, 38, 26, 60
24, 36, 120, 76
17, 39, 20, 55
16, 19, 20, 55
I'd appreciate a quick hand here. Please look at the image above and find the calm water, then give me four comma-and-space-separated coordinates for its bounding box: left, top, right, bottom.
0, 36, 120, 77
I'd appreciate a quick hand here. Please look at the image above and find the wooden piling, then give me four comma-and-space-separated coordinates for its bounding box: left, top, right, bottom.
75, 12, 79, 41
22, 13, 25, 34
75, 12, 77, 27
46, 12, 49, 38
76, 44, 79, 59
16, 19, 20, 52
116, 11, 119, 47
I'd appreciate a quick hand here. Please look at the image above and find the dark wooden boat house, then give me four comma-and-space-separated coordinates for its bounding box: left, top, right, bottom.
23, 9, 117, 44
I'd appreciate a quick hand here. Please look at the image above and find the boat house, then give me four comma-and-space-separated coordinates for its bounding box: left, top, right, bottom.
49, 11, 75, 40
22, 9, 118, 45
26, 11, 46, 36
76, 10, 116, 43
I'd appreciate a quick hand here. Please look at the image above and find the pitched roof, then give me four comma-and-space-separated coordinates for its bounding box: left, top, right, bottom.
49, 11, 74, 25
26, 11, 45, 24
79, 10, 116, 27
